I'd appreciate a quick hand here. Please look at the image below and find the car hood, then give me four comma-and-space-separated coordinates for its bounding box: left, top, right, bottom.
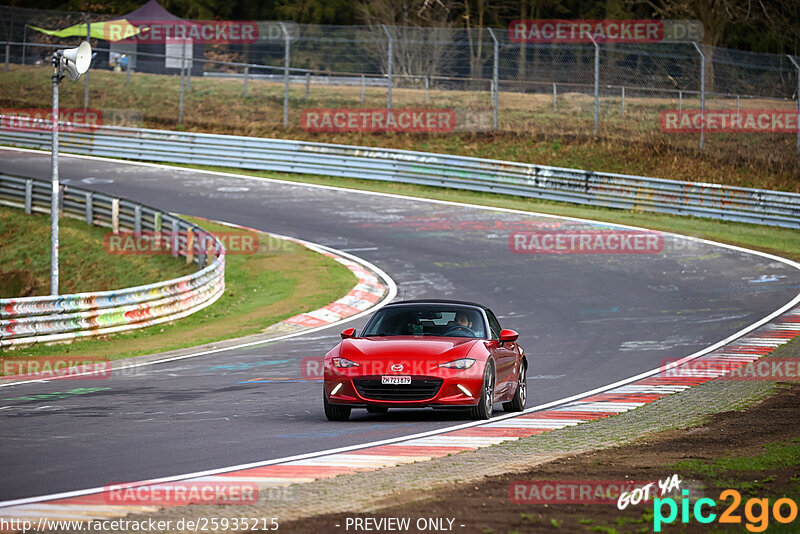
340, 336, 480, 365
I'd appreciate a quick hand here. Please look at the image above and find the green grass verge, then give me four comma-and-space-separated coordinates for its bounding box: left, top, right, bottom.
0, 205, 194, 297
3, 215, 356, 362
174, 164, 800, 261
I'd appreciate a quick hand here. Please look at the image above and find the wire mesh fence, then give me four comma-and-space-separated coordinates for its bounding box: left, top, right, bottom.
1, 5, 798, 160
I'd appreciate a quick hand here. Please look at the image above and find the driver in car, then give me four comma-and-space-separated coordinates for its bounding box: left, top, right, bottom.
454, 312, 473, 329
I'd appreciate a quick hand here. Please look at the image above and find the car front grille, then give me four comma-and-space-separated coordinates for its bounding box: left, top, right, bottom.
353, 378, 443, 401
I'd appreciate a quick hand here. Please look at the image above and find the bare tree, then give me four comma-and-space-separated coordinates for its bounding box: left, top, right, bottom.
358, 0, 456, 80
631, 0, 762, 91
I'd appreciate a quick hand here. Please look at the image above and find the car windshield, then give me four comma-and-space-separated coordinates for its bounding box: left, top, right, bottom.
362, 305, 487, 339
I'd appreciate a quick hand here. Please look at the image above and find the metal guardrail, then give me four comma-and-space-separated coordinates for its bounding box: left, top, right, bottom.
0, 120, 799, 228
0, 173, 225, 347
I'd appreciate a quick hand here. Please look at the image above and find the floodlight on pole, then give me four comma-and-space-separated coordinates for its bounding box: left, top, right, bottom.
50, 41, 91, 296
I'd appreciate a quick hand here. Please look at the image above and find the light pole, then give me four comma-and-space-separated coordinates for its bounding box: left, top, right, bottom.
50, 41, 91, 295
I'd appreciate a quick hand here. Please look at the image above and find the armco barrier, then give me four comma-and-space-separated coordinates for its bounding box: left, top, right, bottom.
0, 174, 225, 347
1, 119, 798, 228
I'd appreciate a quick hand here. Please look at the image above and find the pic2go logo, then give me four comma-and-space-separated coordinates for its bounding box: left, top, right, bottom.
654, 489, 798, 532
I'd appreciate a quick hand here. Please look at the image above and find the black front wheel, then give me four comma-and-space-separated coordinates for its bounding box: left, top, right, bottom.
503, 363, 527, 412
324, 394, 351, 421
469, 363, 495, 420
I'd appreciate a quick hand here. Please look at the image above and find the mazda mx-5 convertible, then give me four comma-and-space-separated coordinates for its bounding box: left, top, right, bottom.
323, 300, 527, 421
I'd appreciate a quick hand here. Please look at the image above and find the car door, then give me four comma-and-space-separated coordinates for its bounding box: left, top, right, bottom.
486, 309, 517, 397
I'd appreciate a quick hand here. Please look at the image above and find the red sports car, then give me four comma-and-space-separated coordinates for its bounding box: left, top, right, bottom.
323, 300, 527, 421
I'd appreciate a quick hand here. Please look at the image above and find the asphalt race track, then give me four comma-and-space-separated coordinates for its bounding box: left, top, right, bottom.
2, 148, 799, 502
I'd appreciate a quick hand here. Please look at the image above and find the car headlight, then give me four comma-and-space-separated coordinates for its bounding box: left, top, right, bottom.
332, 357, 360, 368
438, 358, 475, 369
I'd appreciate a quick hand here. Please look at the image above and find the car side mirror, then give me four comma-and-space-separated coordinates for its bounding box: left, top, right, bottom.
499, 329, 519, 343
341, 327, 356, 339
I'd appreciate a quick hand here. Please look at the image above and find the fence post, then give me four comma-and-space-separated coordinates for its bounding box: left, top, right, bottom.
360, 74, 365, 104
425, 76, 429, 103
691, 41, 705, 150
82, 14, 90, 111
187, 51, 192, 91
125, 52, 132, 85
279, 22, 290, 128
589, 35, 599, 135
382, 25, 393, 110
178, 41, 186, 125
488, 28, 499, 132
305, 71, 310, 98
621, 86, 625, 116
5, 43, 9, 72
24, 179, 32, 214
243, 65, 249, 97
788, 55, 800, 155
84, 191, 92, 224
678, 90, 682, 113
553, 83, 557, 111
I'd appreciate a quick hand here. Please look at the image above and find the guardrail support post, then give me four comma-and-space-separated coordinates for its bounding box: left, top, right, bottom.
198, 233, 206, 270
788, 55, 800, 155
111, 198, 119, 234
243, 65, 249, 97
488, 28, 499, 132
171, 218, 179, 257
382, 25, 393, 110
134, 204, 142, 234
24, 179, 32, 214
85, 191, 93, 224
154, 211, 162, 232
186, 227, 194, 264
589, 35, 599, 136
691, 42, 705, 150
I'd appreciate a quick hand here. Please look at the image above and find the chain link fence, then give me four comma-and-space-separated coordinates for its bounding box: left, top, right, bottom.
1, 5, 799, 160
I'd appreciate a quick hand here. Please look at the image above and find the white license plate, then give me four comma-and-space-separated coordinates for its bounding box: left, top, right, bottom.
381, 375, 411, 385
